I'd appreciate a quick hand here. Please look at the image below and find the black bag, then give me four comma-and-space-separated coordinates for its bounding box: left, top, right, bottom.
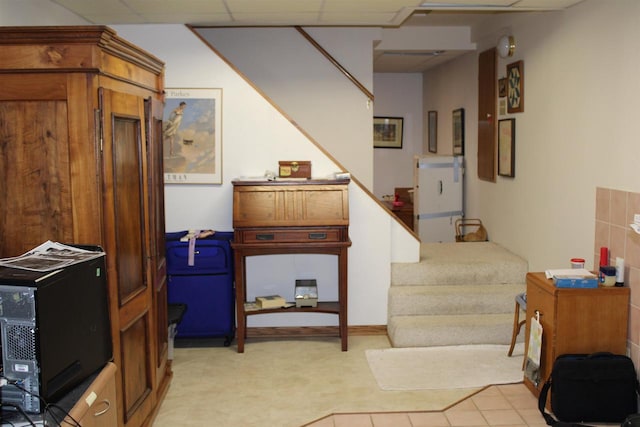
622, 414, 640, 427
539, 353, 639, 425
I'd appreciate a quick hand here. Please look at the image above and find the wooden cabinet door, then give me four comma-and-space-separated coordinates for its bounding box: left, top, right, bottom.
145, 96, 170, 391
478, 48, 497, 182
100, 88, 155, 427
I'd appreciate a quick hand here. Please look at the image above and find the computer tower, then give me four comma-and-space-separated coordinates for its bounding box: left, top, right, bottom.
0, 253, 112, 413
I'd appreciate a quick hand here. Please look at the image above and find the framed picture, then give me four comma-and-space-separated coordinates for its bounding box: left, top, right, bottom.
498, 118, 516, 177
506, 60, 524, 113
374, 117, 403, 149
499, 99, 507, 116
498, 78, 507, 98
163, 88, 223, 184
452, 108, 465, 156
428, 111, 437, 153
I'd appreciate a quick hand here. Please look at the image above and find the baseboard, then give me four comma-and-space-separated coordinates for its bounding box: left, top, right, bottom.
246, 325, 387, 338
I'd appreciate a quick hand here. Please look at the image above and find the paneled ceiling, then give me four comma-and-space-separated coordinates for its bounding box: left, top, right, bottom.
48, 0, 586, 72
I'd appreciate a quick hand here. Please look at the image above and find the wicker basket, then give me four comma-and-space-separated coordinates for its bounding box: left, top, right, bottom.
455, 218, 488, 242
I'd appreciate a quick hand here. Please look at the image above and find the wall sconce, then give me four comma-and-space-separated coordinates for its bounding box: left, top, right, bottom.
497, 35, 515, 58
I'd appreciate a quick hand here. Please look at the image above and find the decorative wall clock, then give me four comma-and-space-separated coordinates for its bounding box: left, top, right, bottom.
507, 60, 524, 113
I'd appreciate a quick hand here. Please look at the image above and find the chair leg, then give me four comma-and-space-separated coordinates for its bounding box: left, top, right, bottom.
508, 300, 520, 357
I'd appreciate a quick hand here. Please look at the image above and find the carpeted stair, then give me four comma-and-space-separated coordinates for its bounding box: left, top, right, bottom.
388, 241, 528, 348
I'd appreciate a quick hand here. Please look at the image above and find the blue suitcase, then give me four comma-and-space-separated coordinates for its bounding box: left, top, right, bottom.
166, 231, 235, 345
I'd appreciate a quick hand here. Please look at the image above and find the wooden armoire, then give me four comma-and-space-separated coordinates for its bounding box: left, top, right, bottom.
0, 26, 170, 427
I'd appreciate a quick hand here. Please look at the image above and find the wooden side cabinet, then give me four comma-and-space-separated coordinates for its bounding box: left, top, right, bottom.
231, 179, 351, 353
66, 363, 118, 427
523, 272, 630, 401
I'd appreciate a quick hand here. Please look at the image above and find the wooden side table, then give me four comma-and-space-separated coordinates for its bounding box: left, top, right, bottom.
231, 179, 351, 353
523, 272, 629, 405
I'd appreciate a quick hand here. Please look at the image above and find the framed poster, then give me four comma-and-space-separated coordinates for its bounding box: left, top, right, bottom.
373, 117, 403, 149
428, 111, 437, 153
452, 108, 465, 156
163, 88, 223, 184
498, 118, 516, 177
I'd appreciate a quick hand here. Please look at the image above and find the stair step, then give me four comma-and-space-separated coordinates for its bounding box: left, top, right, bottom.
388, 283, 525, 316
391, 242, 528, 286
388, 313, 517, 348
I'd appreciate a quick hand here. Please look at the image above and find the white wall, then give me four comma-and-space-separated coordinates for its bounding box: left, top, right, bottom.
373, 73, 424, 199
423, 52, 479, 219
112, 25, 419, 327
197, 27, 377, 189
425, 0, 640, 272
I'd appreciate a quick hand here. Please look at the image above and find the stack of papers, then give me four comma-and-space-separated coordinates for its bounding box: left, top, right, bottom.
0, 241, 104, 272
544, 269, 596, 279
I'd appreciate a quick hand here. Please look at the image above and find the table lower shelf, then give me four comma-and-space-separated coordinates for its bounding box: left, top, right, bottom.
244, 301, 339, 315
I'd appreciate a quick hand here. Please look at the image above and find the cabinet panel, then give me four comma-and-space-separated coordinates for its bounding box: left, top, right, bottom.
237, 227, 345, 244
66, 362, 118, 427
0, 100, 74, 254
121, 313, 153, 424
111, 115, 147, 302
233, 181, 349, 228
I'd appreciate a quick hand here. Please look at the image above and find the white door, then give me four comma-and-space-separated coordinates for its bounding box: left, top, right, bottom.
415, 156, 464, 242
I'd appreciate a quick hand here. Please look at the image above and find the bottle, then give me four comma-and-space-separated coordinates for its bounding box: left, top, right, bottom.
599, 247, 609, 267
615, 257, 625, 287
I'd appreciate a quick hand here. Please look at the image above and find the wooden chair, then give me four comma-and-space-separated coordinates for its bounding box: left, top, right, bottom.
508, 292, 527, 361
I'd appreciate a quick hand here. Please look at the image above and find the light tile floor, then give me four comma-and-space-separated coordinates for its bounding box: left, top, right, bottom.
303, 383, 550, 427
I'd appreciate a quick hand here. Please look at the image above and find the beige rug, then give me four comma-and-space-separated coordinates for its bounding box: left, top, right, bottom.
366, 343, 525, 390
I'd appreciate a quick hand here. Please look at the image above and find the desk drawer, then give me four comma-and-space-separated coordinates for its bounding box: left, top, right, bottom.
237, 228, 346, 244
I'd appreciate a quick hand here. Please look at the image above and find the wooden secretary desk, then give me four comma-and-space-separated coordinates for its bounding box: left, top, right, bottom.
231, 179, 351, 353
0, 27, 169, 427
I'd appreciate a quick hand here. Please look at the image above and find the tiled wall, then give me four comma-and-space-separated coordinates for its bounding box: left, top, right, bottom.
595, 187, 640, 364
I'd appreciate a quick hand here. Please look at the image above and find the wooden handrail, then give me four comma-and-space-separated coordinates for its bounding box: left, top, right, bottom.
295, 26, 374, 102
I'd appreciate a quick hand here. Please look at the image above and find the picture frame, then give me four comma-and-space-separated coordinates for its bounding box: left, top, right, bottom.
428, 111, 437, 153
163, 88, 223, 184
499, 99, 507, 116
374, 117, 403, 149
498, 78, 507, 98
506, 60, 524, 113
452, 108, 465, 156
498, 118, 516, 177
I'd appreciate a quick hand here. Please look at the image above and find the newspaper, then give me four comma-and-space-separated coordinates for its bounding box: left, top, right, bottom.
0, 241, 104, 272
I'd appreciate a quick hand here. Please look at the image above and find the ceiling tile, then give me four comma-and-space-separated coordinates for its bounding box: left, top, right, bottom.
52, 0, 133, 14
138, 13, 234, 24
225, 0, 323, 13
126, 0, 229, 15
512, 0, 583, 8
320, 12, 404, 25
419, 0, 515, 6
228, 12, 321, 25
322, 0, 421, 13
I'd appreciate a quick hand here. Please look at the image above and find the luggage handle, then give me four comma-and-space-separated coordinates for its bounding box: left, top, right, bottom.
586, 352, 615, 359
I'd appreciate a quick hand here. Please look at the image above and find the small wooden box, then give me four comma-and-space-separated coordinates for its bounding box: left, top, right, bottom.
279, 161, 311, 178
